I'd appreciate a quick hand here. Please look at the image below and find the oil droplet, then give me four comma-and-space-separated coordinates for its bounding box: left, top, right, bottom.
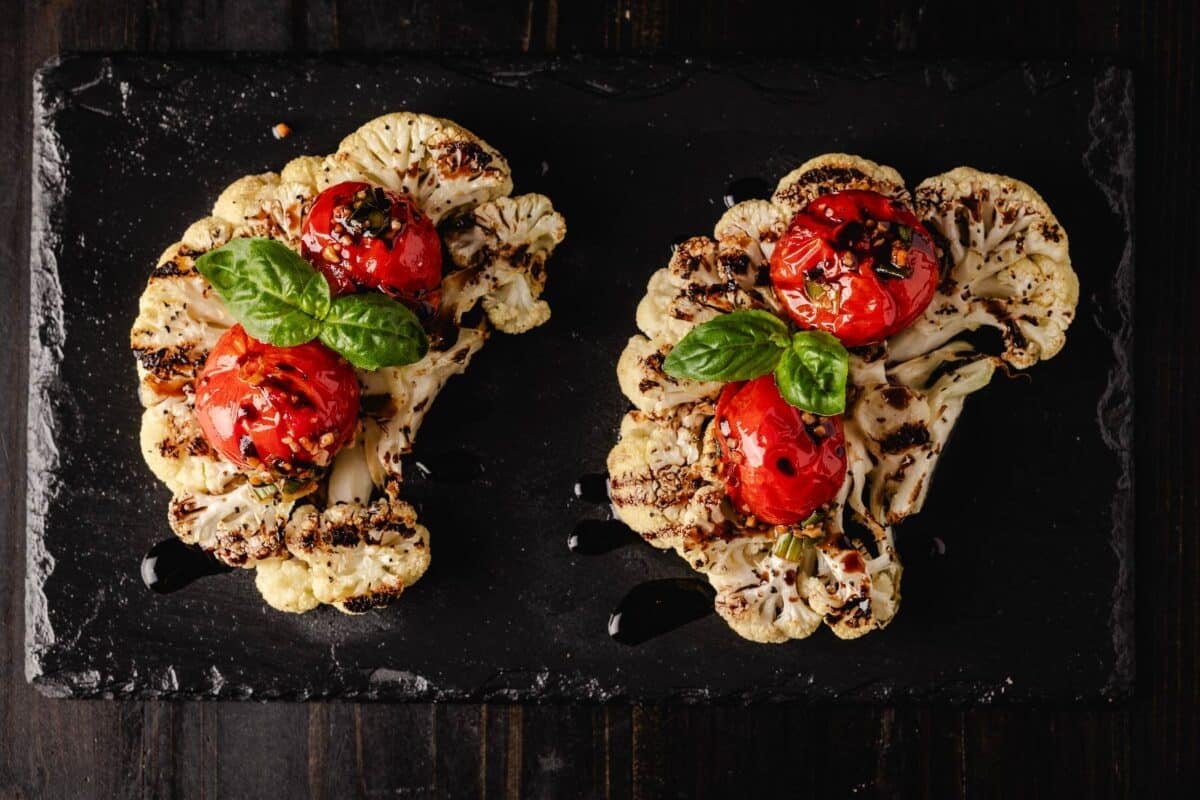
573, 473, 610, 505
608, 578, 716, 646
567, 519, 640, 555
141, 539, 231, 595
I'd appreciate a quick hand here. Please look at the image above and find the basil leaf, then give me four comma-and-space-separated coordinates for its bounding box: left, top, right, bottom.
318, 293, 429, 370
662, 310, 790, 382
773, 330, 849, 416
196, 238, 330, 347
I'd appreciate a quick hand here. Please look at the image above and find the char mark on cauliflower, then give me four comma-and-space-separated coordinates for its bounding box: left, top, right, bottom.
283, 498, 431, 613
772, 153, 911, 218
168, 483, 293, 567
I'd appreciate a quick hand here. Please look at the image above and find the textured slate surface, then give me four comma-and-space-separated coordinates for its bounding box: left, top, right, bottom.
26, 55, 1133, 702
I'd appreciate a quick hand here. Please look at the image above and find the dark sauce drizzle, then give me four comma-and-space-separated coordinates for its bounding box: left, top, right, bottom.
573, 472, 610, 505
723, 176, 771, 209
571, 473, 715, 643
568, 519, 641, 555
141, 539, 231, 595
608, 578, 717, 646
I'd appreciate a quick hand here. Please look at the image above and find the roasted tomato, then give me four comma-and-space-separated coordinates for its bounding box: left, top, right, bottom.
301, 181, 442, 313
195, 325, 360, 482
715, 375, 847, 525
770, 189, 939, 347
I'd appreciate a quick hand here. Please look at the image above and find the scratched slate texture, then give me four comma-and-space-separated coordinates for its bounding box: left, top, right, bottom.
26, 55, 1133, 702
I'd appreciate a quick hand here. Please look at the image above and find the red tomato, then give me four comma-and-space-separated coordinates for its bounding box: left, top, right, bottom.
770, 190, 939, 347
300, 181, 442, 313
715, 375, 847, 525
195, 325, 360, 479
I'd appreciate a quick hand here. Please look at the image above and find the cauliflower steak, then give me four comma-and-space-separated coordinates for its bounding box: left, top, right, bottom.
607, 155, 1077, 643
132, 112, 565, 613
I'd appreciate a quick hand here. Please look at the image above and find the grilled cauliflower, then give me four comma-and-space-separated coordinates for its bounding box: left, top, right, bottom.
443, 193, 567, 333
140, 393, 240, 494
605, 404, 721, 549
607, 154, 1075, 643
771, 153, 910, 218
361, 325, 489, 485
132, 112, 564, 613
616, 335, 721, 415
270, 498, 431, 613
168, 482, 292, 567
888, 167, 1079, 367
635, 236, 777, 345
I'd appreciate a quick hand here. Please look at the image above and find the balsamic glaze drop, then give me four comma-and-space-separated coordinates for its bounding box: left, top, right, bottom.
568, 519, 640, 555
722, 176, 771, 209
140, 539, 231, 595
573, 472, 610, 505
608, 578, 716, 646
409, 450, 484, 483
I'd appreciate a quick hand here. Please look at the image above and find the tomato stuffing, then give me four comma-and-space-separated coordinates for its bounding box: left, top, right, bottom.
195, 325, 360, 482
301, 181, 442, 314
769, 189, 939, 347
715, 375, 847, 526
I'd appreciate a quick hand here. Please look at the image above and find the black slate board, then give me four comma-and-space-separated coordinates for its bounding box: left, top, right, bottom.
25, 55, 1133, 702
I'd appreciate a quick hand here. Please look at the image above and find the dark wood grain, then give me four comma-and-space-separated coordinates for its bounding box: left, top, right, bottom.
0, 0, 1195, 797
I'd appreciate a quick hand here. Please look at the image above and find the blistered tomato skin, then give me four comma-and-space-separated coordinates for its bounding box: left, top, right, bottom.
195, 325, 360, 479
769, 189, 939, 347
301, 181, 443, 313
715, 375, 847, 526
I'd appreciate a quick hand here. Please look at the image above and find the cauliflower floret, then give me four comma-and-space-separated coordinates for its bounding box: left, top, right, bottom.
168, 482, 293, 567
327, 438, 376, 506
279, 154, 326, 188
178, 216, 234, 254
442, 193, 566, 333
482, 273, 551, 334
850, 342, 997, 524
140, 393, 240, 494
688, 532, 824, 643
634, 236, 775, 345
312, 112, 513, 224
361, 325, 488, 483
211, 173, 315, 246
606, 405, 722, 549
254, 557, 320, 613
772, 153, 910, 218
888, 167, 1080, 368
682, 513, 901, 643
130, 261, 235, 403
712, 199, 788, 297
616, 335, 721, 414
284, 498, 431, 613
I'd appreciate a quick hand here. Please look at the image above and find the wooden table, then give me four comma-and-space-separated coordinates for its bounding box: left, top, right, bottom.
1, 2, 1194, 796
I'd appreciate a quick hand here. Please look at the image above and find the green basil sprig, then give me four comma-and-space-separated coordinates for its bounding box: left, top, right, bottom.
774, 330, 850, 417
318, 293, 428, 371
661, 310, 790, 381
195, 238, 428, 370
662, 309, 849, 416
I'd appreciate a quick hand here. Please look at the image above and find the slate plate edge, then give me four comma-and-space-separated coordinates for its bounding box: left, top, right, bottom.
23, 55, 1136, 704
25, 63, 69, 690
1083, 64, 1136, 698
